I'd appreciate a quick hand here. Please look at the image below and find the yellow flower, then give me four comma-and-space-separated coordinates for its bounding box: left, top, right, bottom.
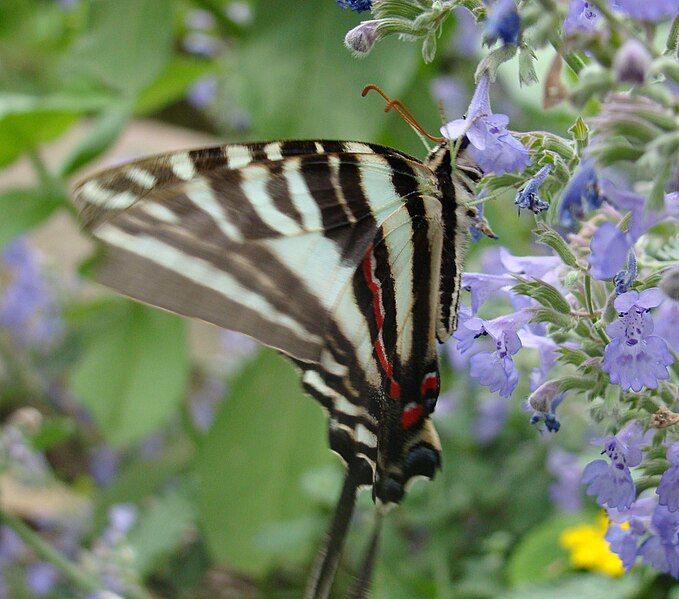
559, 513, 627, 577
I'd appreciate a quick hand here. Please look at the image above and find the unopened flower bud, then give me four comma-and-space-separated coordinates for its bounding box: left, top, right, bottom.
660, 266, 679, 300
344, 20, 379, 56
613, 39, 652, 84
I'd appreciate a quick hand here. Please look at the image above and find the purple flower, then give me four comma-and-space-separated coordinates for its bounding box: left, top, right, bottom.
588, 182, 677, 280
473, 395, 508, 443
547, 448, 583, 512
499, 247, 561, 280
639, 505, 679, 577
515, 165, 552, 214
603, 288, 673, 392
657, 443, 679, 512
187, 75, 217, 109
0, 238, 64, 348
88, 446, 120, 487
452, 7, 481, 57
455, 309, 531, 397
440, 72, 530, 175
25, 562, 60, 596
182, 32, 221, 56
588, 221, 633, 280
607, 496, 657, 570
431, 76, 469, 123
613, 250, 637, 295
107, 504, 137, 538
519, 330, 559, 389
611, 0, 679, 21
582, 421, 651, 510
484, 0, 520, 46
613, 39, 652, 84
189, 376, 227, 431
558, 159, 602, 228
655, 296, 679, 352
563, 0, 600, 33
461, 272, 515, 314
525, 381, 563, 432
336, 0, 372, 12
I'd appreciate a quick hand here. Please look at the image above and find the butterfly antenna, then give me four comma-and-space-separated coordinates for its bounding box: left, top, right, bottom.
362, 84, 445, 143
305, 461, 363, 599
345, 509, 384, 599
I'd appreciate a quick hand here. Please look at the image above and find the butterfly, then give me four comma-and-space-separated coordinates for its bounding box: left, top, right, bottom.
71, 86, 481, 598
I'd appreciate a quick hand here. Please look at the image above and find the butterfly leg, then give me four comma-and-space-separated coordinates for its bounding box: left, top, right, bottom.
345, 509, 384, 599
304, 459, 366, 599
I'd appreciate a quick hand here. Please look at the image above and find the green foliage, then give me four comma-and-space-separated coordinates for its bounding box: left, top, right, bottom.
70, 303, 190, 446
68, 0, 174, 96
0, 188, 66, 250
195, 349, 333, 574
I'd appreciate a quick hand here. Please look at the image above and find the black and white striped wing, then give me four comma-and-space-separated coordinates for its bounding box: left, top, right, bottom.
73, 140, 448, 501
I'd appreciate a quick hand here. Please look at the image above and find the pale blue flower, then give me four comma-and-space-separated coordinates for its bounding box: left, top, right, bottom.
582, 421, 651, 510
564, 0, 600, 33
611, 0, 678, 21
515, 164, 552, 214
440, 72, 530, 175
657, 443, 679, 512
603, 288, 673, 392
484, 0, 520, 46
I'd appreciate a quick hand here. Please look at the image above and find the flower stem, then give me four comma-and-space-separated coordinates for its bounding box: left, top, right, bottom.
0, 510, 103, 594
0, 511, 155, 599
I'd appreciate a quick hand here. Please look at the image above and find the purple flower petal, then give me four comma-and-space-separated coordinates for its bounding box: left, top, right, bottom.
461, 272, 515, 313
588, 221, 633, 280
499, 247, 561, 279
564, 0, 600, 33
582, 458, 636, 510
470, 352, 519, 397
611, 0, 679, 21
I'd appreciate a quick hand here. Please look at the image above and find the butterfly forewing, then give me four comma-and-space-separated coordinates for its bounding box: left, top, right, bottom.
72, 139, 469, 504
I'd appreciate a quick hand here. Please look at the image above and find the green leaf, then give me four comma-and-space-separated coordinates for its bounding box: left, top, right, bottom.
512, 278, 572, 314
232, 0, 420, 140
58, 108, 129, 177
69, 303, 190, 447
0, 187, 65, 250
194, 349, 333, 574
128, 490, 196, 577
0, 94, 110, 168
506, 513, 584, 586
501, 574, 641, 599
135, 57, 215, 115
94, 440, 193, 529
69, 0, 174, 95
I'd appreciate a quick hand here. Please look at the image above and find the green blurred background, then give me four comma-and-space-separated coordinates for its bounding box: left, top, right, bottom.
0, 1, 675, 597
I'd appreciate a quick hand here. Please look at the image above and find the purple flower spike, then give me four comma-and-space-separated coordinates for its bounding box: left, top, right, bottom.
657, 443, 679, 512
603, 288, 673, 392
25, 562, 60, 596
515, 165, 552, 214
564, 0, 600, 33
484, 0, 521, 46
611, 0, 679, 21
547, 449, 583, 512
440, 72, 530, 175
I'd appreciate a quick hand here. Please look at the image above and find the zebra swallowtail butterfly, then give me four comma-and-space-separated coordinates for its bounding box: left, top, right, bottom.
72, 90, 481, 598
